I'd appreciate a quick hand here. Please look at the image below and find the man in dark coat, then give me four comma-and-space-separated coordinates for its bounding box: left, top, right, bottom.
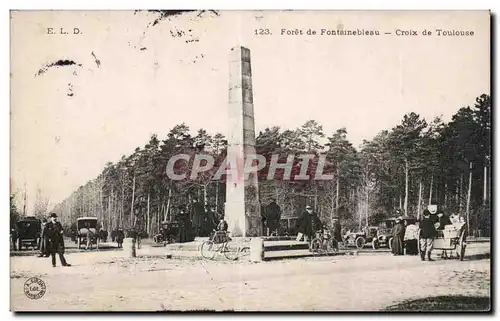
203, 204, 219, 236
266, 199, 282, 236
332, 218, 342, 250
190, 199, 204, 237
419, 210, 437, 261
178, 206, 194, 243
392, 216, 406, 255
296, 205, 322, 242
44, 213, 71, 267
116, 228, 124, 248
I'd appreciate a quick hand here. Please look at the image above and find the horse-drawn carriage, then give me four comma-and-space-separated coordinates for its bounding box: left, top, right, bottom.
15, 217, 41, 251
74, 217, 100, 249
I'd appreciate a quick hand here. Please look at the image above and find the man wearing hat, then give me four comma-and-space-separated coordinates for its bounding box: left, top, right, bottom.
44, 213, 71, 267
296, 205, 323, 242
419, 208, 437, 261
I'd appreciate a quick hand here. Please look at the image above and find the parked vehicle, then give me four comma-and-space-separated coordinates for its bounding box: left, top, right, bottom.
152, 221, 179, 245
372, 217, 418, 250
344, 226, 378, 249
15, 216, 41, 251
75, 217, 99, 249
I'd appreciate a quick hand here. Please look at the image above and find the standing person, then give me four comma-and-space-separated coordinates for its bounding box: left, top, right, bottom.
116, 228, 124, 248
419, 210, 437, 261
266, 199, 282, 236
296, 205, 322, 242
38, 218, 49, 257
204, 204, 219, 236
404, 220, 420, 255
45, 213, 71, 267
190, 199, 204, 237
392, 216, 406, 255
177, 206, 193, 243
332, 218, 342, 251
11, 227, 18, 251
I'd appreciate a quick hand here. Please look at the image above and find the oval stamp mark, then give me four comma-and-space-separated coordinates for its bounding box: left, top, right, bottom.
24, 277, 46, 300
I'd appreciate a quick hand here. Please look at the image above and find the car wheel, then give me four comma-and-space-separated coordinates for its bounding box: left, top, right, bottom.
388, 237, 393, 251
16, 239, 21, 251
355, 237, 365, 249
372, 238, 379, 250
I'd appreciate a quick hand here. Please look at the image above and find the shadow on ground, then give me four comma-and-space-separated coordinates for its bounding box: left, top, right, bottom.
384, 295, 491, 312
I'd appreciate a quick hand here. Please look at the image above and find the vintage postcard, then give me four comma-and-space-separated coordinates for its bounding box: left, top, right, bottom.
10, 10, 491, 312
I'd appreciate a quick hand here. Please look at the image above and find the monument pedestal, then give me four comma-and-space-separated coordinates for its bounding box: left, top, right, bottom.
225, 201, 262, 237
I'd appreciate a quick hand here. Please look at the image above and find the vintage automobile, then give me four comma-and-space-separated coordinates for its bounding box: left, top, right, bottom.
372, 217, 418, 250
152, 221, 180, 245
344, 226, 379, 249
15, 216, 41, 251
75, 217, 100, 249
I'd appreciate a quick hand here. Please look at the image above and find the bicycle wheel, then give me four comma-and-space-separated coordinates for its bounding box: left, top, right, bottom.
223, 242, 240, 261
310, 238, 322, 254
201, 241, 218, 260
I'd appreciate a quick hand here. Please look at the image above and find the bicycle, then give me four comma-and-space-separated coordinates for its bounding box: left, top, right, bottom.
310, 230, 349, 255
200, 230, 243, 261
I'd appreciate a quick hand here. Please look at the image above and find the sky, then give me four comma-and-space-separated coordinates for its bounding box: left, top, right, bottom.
10, 10, 490, 212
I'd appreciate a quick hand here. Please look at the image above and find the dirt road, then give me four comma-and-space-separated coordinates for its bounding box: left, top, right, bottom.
10, 242, 490, 311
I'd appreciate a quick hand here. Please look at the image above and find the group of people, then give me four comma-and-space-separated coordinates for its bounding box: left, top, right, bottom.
390, 206, 467, 261
38, 213, 71, 267
174, 201, 227, 243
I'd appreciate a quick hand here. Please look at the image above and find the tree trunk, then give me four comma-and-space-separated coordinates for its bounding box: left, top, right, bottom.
417, 180, 422, 219
130, 174, 136, 227
365, 188, 369, 227
330, 181, 335, 219
466, 162, 472, 237
215, 182, 219, 208
120, 180, 125, 229
314, 186, 318, 212
146, 193, 150, 235
404, 158, 409, 216
459, 174, 463, 213
444, 183, 448, 209
336, 167, 340, 218
166, 188, 172, 222
428, 174, 434, 205
108, 187, 113, 231
483, 163, 487, 206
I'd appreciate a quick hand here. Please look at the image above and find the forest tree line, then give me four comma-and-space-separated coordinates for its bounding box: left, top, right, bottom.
12, 94, 491, 237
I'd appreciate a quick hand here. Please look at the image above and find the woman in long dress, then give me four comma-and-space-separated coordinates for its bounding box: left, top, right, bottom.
392, 217, 406, 255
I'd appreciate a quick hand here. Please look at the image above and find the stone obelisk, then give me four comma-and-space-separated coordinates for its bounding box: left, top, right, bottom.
224, 46, 262, 237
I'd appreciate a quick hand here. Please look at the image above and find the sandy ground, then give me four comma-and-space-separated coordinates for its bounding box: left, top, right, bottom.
10, 242, 490, 311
